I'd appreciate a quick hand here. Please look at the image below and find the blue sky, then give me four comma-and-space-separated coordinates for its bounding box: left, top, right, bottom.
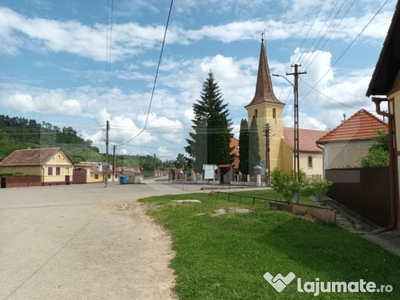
0, 0, 396, 160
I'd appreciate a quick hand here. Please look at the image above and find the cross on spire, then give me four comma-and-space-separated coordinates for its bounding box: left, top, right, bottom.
261, 31, 265, 42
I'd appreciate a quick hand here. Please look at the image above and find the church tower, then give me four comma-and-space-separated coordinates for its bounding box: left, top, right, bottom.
245, 39, 285, 171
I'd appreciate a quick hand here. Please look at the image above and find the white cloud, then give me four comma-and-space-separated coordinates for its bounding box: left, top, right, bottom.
157, 146, 171, 158
283, 112, 328, 131
0, 89, 83, 116
0, 5, 393, 62
231, 124, 240, 139
137, 113, 184, 143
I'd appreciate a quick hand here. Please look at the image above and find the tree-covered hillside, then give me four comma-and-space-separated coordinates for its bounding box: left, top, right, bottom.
0, 115, 166, 170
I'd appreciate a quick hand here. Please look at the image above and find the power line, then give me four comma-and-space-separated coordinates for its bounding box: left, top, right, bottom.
302, 0, 390, 101
105, 0, 115, 111
300, 78, 360, 110
303, 0, 356, 71
300, 0, 340, 67
118, 0, 174, 146
292, 0, 327, 65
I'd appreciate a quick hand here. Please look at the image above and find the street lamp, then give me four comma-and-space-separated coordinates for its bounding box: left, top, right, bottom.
272, 73, 301, 203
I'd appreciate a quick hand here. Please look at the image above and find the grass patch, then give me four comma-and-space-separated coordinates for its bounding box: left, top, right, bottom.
155, 178, 169, 182
140, 193, 400, 299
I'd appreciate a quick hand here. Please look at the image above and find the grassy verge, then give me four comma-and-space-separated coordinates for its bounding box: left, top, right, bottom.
140, 192, 400, 299
155, 178, 169, 182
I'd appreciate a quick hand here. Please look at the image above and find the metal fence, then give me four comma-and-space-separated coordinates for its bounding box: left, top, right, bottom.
326, 167, 391, 227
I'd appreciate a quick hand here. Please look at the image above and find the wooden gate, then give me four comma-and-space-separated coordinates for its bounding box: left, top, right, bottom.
73, 169, 87, 184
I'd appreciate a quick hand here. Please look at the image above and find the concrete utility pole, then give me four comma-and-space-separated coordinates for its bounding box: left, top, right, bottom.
287, 64, 306, 203
112, 145, 116, 182
105, 120, 110, 187
263, 123, 271, 185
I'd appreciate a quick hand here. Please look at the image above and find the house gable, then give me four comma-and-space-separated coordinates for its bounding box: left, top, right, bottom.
317, 109, 388, 144
45, 149, 74, 166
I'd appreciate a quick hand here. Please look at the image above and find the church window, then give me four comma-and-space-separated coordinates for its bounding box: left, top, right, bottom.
308, 156, 313, 169
273, 108, 276, 119
254, 109, 258, 118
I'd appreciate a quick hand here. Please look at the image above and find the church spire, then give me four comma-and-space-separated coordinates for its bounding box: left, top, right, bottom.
246, 39, 283, 107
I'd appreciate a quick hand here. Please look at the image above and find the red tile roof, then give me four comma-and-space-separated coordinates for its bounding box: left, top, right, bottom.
317, 109, 388, 144
230, 137, 239, 157
1, 147, 64, 166
284, 128, 327, 153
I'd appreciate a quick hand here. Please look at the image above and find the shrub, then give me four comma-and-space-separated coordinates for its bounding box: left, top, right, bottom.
271, 169, 307, 202
306, 179, 333, 202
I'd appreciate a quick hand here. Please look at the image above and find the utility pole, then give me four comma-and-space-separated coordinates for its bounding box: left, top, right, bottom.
263, 123, 271, 185
153, 154, 156, 177
112, 145, 116, 182
287, 64, 306, 203
105, 120, 110, 187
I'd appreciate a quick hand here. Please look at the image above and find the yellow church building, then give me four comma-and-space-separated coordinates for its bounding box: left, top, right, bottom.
245, 41, 326, 178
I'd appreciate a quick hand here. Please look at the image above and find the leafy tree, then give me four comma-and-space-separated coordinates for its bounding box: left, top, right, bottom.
360, 131, 389, 168
174, 153, 186, 168
185, 71, 233, 172
271, 169, 307, 202
238, 119, 249, 176
248, 115, 261, 175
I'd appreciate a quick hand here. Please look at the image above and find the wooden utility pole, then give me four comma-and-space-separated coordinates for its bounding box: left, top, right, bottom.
287, 64, 306, 203
112, 145, 116, 182
105, 120, 110, 187
263, 123, 270, 185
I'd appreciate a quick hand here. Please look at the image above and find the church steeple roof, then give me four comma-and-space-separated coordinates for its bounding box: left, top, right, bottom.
246, 41, 283, 107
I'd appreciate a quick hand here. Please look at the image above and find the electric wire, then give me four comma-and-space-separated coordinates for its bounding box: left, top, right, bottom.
301, 0, 390, 102
303, 0, 357, 71
118, 0, 174, 147
292, 0, 327, 65
105, 0, 114, 113
300, 0, 341, 68
300, 78, 360, 110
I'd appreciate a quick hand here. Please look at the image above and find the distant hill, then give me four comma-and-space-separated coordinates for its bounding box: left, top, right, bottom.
0, 115, 165, 170
0, 115, 104, 163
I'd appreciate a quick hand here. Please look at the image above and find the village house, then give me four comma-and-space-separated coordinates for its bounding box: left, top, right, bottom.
74, 162, 118, 184
366, 0, 400, 230
317, 109, 388, 171
0, 147, 74, 186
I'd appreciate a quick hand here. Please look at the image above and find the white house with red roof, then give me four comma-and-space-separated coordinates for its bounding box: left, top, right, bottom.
316, 109, 388, 170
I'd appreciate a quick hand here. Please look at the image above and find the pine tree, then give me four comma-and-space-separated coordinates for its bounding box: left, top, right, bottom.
238, 119, 249, 176
185, 71, 233, 172
248, 115, 261, 175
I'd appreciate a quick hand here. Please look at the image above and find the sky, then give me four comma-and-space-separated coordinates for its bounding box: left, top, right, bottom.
0, 0, 396, 160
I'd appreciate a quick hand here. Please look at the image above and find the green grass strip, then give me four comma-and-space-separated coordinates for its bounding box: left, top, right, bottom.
140, 192, 400, 299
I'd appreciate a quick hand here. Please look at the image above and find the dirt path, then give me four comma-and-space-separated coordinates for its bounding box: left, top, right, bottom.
0, 181, 187, 300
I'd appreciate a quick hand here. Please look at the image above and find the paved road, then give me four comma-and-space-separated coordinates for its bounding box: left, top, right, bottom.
0, 180, 200, 300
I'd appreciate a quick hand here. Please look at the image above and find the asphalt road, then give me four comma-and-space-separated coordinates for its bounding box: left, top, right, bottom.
0, 180, 200, 300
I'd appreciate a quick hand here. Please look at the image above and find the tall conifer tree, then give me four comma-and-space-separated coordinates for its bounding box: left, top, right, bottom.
238, 119, 249, 176
248, 115, 261, 174
185, 72, 232, 172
